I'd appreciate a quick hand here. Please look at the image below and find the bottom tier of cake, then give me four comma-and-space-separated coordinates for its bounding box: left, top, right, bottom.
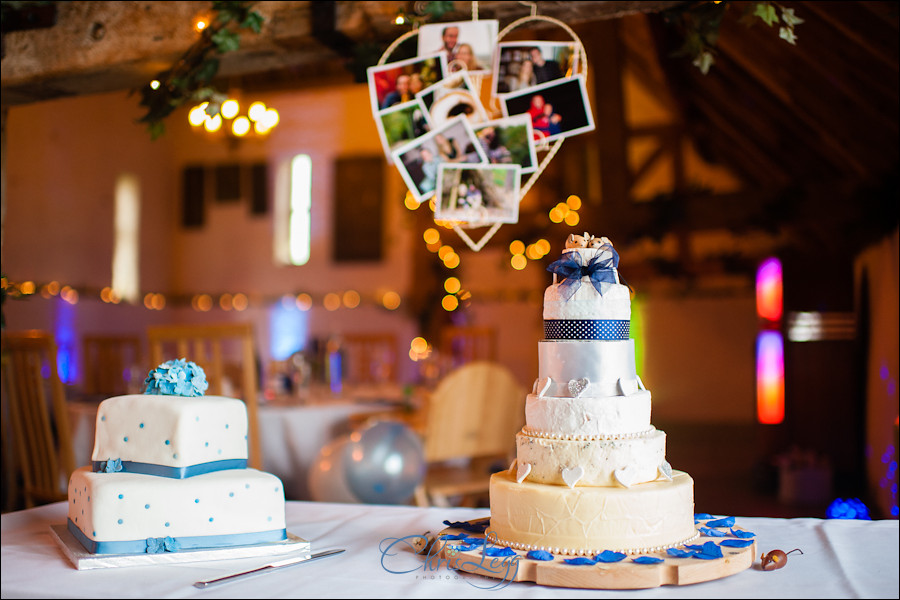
488, 468, 697, 555
68, 467, 287, 554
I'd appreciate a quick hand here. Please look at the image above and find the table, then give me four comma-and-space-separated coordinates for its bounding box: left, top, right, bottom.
2, 501, 897, 599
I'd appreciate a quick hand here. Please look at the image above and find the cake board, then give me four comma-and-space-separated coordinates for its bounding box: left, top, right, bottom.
433, 519, 756, 589
51, 524, 311, 570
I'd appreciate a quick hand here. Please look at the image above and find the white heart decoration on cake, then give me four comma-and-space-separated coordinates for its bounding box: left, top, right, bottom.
516, 462, 532, 484
616, 378, 638, 396
561, 466, 584, 488
636, 375, 646, 391
658, 460, 673, 481
614, 466, 639, 488
567, 378, 589, 398
533, 377, 552, 398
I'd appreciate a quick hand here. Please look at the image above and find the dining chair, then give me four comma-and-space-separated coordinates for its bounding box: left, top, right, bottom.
81, 334, 143, 396
146, 322, 262, 470
439, 326, 498, 369
413, 361, 525, 507
341, 333, 399, 385
1, 330, 76, 509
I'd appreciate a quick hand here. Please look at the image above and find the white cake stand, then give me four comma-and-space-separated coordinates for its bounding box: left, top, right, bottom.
432, 518, 756, 589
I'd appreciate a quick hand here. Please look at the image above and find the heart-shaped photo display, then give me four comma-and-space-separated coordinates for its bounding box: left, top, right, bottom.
367, 16, 594, 251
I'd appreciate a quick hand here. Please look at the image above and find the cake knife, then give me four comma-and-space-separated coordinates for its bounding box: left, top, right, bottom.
193, 548, 345, 588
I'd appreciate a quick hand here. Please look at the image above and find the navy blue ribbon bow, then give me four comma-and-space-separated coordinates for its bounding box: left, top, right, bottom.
547, 247, 621, 300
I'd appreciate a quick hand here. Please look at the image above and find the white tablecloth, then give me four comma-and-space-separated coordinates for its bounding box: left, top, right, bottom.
2, 501, 897, 599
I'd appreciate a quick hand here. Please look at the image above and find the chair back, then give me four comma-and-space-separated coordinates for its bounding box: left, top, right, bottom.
81, 334, 143, 396
1, 330, 76, 508
341, 333, 398, 385
422, 361, 524, 463
440, 326, 497, 368
146, 323, 262, 469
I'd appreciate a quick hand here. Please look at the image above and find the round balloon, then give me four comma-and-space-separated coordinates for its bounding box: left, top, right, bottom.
345, 420, 425, 504
307, 435, 361, 503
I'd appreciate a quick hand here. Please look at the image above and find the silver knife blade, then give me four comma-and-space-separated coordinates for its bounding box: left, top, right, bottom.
193, 548, 345, 588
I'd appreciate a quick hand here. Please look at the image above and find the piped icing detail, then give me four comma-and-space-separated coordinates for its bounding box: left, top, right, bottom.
521, 426, 655, 441
485, 529, 700, 557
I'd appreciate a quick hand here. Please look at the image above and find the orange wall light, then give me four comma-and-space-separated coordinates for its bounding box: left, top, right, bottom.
756, 330, 785, 424
756, 257, 783, 322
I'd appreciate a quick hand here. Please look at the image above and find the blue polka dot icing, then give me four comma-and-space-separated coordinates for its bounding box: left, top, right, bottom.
123, 436, 128, 442
118, 494, 124, 499
165, 440, 170, 445
139, 423, 144, 428
145, 504, 150, 509
117, 519, 123, 524
229, 492, 234, 497
209, 517, 214, 522
165, 522, 170, 527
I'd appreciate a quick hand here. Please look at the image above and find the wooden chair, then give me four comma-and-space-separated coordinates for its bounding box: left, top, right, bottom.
439, 326, 498, 369
81, 334, 143, 396
341, 333, 399, 385
414, 361, 525, 507
1, 330, 76, 509
146, 323, 262, 470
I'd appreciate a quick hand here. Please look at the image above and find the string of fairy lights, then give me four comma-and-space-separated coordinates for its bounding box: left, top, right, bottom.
2, 194, 583, 318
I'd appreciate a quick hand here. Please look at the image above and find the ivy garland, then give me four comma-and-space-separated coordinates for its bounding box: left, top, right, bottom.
661, 1, 803, 74
135, 1, 264, 139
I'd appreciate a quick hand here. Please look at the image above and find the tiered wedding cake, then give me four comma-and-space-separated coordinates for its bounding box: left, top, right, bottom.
489, 233, 698, 555
67, 359, 287, 555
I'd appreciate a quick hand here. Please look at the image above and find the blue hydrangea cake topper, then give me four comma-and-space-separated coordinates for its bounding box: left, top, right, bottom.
144, 358, 209, 397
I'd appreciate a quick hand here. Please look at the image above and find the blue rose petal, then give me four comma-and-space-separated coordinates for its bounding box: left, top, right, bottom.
595, 550, 626, 563
694, 513, 715, 521
719, 539, 754, 548
690, 541, 724, 560
700, 527, 728, 537
439, 533, 468, 541
442, 519, 490, 533
633, 556, 664, 564
667, 548, 696, 558
705, 516, 736, 528
453, 543, 479, 552
526, 550, 554, 561
564, 557, 597, 565
462, 536, 485, 546
729, 528, 756, 538
484, 546, 516, 557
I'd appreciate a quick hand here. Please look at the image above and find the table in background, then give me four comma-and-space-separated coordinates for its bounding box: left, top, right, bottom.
2, 502, 897, 599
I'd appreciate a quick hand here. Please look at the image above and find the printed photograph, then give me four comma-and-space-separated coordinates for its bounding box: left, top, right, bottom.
416, 72, 488, 129
374, 100, 431, 164
500, 76, 596, 144
416, 20, 499, 75
367, 53, 447, 113
472, 114, 539, 174
494, 41, 576, 95
391, 115, 487, 204
435, 164, 522, 225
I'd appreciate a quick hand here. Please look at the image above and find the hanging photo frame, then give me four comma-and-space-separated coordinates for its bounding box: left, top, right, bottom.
371, 10, 590, 252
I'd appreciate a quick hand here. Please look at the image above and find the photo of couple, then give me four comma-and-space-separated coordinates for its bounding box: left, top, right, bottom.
435, 164, 521, 226
494, 42, 575, 96
501, 76, 595, 144
416, 20, 498, 75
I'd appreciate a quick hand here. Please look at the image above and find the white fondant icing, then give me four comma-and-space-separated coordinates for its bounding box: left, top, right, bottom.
537, 340, 640, 397
524, 391, 652, 437
516, 428, 666, 487
92, 395, 249, 468
543, 250, 630, 321
68, 467, 286, 544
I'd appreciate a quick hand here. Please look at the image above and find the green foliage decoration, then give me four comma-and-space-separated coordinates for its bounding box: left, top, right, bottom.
135, 1, 264, 139
661, 1, 804, 75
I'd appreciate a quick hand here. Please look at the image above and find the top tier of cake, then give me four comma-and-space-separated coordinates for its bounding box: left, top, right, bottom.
544, 234, 630, 339
92, 394, 249, 479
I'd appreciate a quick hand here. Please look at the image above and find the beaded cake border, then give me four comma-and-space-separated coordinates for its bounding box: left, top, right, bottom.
483, 529, 701, 557
520, 426, 656, 441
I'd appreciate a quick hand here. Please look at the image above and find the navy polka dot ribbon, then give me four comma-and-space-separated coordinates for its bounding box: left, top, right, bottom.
544, 319, 630, 340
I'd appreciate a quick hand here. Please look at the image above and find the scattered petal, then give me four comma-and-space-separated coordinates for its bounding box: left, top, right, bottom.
633, 556, 664, 564
729, 528, 756, 538
564, 557, 597, 565
462, 536, 485, 546
442, 519, 489, 533
526, 550, 554, 561
701, 527, 728, 537
667, 548, 696, 558
595, 550, 626, 563
705, 516, 736, 528
694, 513, 714, 521
484, 546, 516, 557
439, 533, 468, 541
453, 543, 479, 552
720, 539, 755, 548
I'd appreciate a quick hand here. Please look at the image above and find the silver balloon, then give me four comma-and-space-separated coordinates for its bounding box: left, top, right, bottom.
345, 421, 425, 504
307, 435, 361, 503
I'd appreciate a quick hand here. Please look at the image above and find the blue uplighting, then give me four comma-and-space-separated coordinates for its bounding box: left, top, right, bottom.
269, 301, 309, 360
826, 498, 872, 520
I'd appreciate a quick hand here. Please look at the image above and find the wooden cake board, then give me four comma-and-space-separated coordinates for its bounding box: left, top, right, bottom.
432, 519, 756, 589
